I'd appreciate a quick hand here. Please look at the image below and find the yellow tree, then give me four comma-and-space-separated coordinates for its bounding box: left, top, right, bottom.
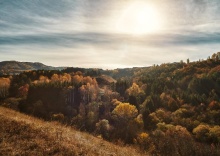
112, 103, 138, 121
126, 83, 145, 109
112, 103, 140, 143
127, 83, 143, 97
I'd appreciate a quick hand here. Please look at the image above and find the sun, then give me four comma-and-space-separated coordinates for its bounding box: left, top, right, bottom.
116, 2, 162, 35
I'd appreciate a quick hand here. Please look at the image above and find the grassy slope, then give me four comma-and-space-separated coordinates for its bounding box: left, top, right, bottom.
0, 106, 145, 156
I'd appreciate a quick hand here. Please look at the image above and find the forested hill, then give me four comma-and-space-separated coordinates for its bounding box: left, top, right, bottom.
0, 61, 64, 75
1, 53, 220, 155
102, 56, 220, 81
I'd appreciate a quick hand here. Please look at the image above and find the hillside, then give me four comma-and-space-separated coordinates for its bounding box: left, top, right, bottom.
0, 106, 144, 156
96, 75, 117, 88
1, 54, 220, 155
0, 61, 64, 75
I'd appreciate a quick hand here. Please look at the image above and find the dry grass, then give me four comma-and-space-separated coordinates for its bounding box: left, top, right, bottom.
0, 106, 146, 156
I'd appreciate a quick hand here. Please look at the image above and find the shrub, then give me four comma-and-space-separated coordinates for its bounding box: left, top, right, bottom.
71, 114, 85, 130
2, 97, 21, 110
95, 119, 110, 139
135, 132, 154, 152
51, 113, 65, 122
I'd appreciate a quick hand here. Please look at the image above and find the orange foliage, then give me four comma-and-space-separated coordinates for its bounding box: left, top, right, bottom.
0, 78, 10, 98
72, 75, 83, 84
126, 83, 144, 97
18, 84, 29, 97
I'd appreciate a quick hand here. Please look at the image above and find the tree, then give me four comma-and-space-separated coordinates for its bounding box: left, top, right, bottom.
112, 103, 139, 143
126, 83, 145, 109
193, 124, 210, 142
135, 132, 153, 151
0, 78, 10, 99
116, 79, 130, 96
209, 126, 220, 143
187, 58, 190, 64
72, 75, 83, 86
112, 103, 138, 121
95, 119, 111, 139
51, 74, 59, 83
216, 55, 219, 61
80, 82, 99, 104
211, 53, 217, 60
154, 125, 194, 155
18, 84, 29, 98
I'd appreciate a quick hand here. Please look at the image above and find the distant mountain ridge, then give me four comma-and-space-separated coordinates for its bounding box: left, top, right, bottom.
0, 61, 64, 75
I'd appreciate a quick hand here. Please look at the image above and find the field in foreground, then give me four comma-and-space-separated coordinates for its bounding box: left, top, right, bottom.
0, 106, 145, 156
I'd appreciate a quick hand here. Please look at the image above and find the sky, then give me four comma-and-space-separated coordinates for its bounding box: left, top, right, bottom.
0, 0, 220, 69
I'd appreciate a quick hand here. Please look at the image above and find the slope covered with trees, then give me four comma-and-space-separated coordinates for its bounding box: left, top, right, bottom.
1, 53, 220, 155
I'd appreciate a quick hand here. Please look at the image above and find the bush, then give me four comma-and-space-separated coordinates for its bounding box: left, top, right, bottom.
95, 119, 110, 139
51, 113, 65, 122
135, 132, 154, 152
71, 114, 85, 130
1, 97, 21, 110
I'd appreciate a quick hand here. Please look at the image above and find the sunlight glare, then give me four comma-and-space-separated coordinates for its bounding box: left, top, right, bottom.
116, 2, 162, 35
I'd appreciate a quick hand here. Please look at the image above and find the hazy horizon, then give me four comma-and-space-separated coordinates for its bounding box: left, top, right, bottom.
1, 0, 220, 69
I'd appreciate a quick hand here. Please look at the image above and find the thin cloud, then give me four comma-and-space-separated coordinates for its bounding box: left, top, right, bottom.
0, 0, 220, 68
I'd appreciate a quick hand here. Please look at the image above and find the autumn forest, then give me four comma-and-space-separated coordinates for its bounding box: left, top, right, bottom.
1, 53, 220, 155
